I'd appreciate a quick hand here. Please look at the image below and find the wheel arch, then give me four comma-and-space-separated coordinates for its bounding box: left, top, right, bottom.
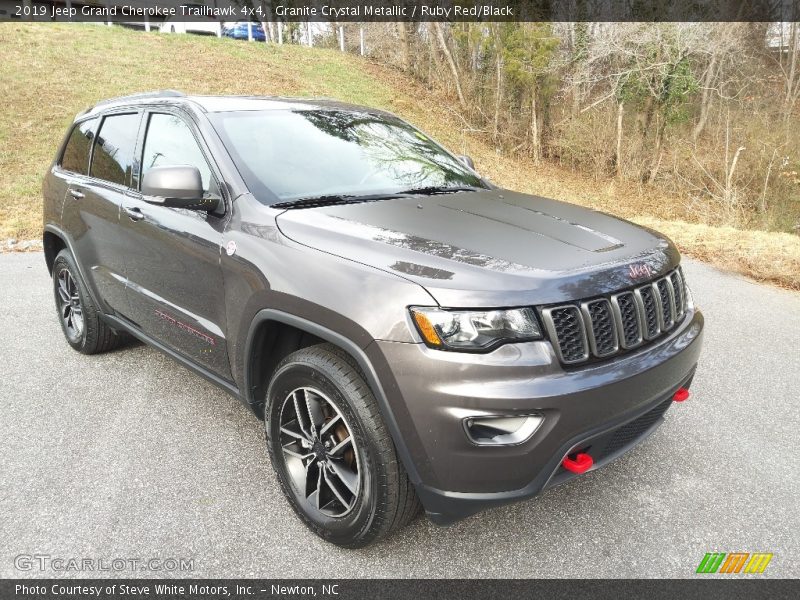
43, 229, 67, 274
42, 224, 104, 312
243, 309, 421, 485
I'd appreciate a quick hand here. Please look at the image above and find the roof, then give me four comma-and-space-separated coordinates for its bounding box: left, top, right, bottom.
78, 90, 390, 119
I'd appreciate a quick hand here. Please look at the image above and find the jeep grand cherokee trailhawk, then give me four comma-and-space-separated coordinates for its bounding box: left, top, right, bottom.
42, 91, 704, 547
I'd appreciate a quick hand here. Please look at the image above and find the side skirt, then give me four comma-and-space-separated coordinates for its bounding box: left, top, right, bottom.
103, 313, 245, 406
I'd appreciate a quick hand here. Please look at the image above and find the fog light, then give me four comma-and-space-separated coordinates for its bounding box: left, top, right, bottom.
464, 415, 543, 446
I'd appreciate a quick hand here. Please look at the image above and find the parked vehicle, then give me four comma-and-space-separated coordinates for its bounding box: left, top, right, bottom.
158, 17, 222, 37
223, 21, 266, 41
42, 91, 703, 547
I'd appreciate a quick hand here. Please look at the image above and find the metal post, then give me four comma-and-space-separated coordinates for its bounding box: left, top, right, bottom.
66, 0, 72, 21
306, 22, 312, 47
278, 22, 283, 44
144, 14, 150, 32
248, 21, 253, 42
339, 25, 344, 51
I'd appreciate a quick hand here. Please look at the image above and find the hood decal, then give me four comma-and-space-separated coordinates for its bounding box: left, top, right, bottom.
499, 201, 625, 251
437, 197, 624, 253
330, 215, 537, 274
390, 261, 455, 280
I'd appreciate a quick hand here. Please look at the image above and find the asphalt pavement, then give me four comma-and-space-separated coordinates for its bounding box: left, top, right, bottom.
1, 252, 798, 578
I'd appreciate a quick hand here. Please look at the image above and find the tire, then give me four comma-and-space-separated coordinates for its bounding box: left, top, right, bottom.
52, 249, 122, 355
265, 343, 420, 548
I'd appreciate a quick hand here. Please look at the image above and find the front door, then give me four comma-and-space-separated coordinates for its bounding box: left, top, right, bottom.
119, 110, 232, 380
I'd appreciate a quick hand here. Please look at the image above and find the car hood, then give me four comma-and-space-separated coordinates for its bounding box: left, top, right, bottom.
275, 189, 680, 307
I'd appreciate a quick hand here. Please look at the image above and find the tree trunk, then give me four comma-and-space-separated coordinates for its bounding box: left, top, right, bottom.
531, 92, 541, 164
397, 22, 410, 71
784, 23, 799, 125
494, 50, 503, 143
615, 101, 624, 178
432, 22, 467, 109
647, 117, 665, 184
692, 51, 719, 141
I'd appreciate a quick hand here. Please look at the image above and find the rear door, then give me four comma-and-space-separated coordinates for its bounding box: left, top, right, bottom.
119, 108, 232, 380
60, 111, 141, 315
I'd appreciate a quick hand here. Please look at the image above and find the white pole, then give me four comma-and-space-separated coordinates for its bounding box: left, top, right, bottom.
66, 0, 72, 21
306, 22, 312, 47
144, 14, 150, 32
217, 22, 222, 38
248, 21, 253, 42
339, 25, 344, 51
278, 22, 283, 44
360, 26, 365, 55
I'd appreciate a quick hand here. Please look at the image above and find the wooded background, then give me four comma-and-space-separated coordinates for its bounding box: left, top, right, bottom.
260, 20, 800, 235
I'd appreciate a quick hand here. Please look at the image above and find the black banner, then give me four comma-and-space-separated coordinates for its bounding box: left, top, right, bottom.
2, 579, 799, 600
1, 0, 799, 23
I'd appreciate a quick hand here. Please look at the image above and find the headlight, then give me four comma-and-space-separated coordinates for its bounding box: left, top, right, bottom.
410, 307, 542, 351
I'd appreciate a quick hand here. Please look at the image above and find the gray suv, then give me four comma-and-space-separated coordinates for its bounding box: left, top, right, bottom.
42, 91, 704, 547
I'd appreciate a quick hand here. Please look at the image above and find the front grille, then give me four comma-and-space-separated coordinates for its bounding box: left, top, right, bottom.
544, 306, 588, 363
582, 299, 618, 357
541, 267, 688, 365
638, 285, 660, 339
612, 292, 642, 348
656, 278, 675, 330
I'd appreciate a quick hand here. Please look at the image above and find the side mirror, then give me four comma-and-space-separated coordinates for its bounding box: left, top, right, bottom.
457, 155, 476, 170
141, 165, 217, 211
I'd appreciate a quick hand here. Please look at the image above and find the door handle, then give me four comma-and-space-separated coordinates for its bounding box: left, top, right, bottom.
68, 188, 84, 199
124, 206, 145, 222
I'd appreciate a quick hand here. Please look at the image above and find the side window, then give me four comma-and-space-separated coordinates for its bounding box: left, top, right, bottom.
141, 113, 214, 193
60, 118, 97, 175
90, 113, 140, 186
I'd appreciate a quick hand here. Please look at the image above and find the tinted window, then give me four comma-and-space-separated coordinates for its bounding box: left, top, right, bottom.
209, 109, 486, 203
60, 119, 97, 174
141, 113, 212, 192
90, 113, 140, 186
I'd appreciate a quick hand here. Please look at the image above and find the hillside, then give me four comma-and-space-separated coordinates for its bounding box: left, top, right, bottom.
1, 22, 798, 288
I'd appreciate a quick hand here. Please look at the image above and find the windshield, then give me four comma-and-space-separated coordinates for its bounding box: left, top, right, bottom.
209, 109, 487, 204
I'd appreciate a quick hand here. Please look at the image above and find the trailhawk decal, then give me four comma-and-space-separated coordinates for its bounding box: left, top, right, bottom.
154, 309, 216, 346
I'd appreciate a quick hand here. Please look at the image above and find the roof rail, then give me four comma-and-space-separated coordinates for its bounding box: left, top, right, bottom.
76, 90, 186, 119
93, 90, 186, 108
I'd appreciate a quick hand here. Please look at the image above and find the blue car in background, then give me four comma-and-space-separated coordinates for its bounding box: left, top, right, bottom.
222, 22, 267, 41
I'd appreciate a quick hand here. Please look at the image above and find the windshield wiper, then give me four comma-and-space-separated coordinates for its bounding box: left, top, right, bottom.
273, 186, 481, 209
399, 185, 482, 196
273, 194, 372, 209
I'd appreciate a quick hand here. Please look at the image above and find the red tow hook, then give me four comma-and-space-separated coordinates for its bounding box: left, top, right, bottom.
673, 387, 691, 402
562, 452, 593, 474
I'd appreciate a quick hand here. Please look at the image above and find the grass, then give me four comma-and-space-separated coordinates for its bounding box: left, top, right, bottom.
1, 22, 799, 290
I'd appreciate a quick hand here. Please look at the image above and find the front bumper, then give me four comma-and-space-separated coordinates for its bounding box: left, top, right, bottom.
367, 308, 704, 524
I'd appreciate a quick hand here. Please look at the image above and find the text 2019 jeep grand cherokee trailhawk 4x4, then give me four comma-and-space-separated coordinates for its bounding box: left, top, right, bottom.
42, 91, 704, 547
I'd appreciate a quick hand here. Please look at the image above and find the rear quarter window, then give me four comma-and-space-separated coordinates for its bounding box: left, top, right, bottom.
60, 119, 97, 174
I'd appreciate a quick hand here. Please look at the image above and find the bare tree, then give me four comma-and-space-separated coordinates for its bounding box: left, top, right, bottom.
432, 22, 467, 109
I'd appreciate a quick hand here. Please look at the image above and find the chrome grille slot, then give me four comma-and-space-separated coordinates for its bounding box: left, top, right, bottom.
670, 269, 686, 320
610, 291, 643, 349
655, 278, 676, 331
541, 306, 588, 364
636, 285, 661, 339
581, 299, 618, 357
541, 267, 688, 366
